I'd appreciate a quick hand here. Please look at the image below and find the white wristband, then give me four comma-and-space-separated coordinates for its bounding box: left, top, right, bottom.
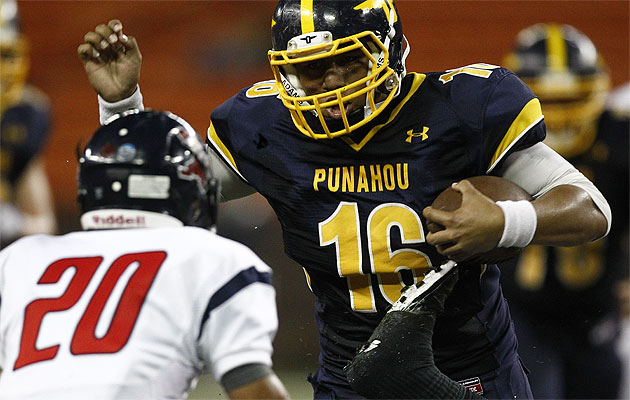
98, 85, 144, 125
496, 200, 537, 248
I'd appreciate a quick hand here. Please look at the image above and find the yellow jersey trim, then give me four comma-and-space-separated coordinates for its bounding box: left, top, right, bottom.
342, 73, 426, 152
207, 123, 245, 180
487, 98, 544, 172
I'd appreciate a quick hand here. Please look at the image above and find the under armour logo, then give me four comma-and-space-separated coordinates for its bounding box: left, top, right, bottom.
300, 35, 317, 44
405, 127, 429, 143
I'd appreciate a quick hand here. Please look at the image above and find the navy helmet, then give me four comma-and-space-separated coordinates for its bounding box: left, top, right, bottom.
503, 23, 610, 157
78, 110, 219, 229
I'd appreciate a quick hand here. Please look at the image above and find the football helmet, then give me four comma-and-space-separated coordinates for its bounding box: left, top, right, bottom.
503, 23, 610, 158
78, 110, 219, 229
268, 0, 408, 139
0, 0, 29, 112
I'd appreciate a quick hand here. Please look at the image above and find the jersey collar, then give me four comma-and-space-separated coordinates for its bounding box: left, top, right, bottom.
341, 73, 426, 152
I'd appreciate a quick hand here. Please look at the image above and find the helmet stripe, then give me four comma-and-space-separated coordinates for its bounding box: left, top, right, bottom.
354, 0, 398, 23
547, 24, 568, 72
300, 0, 315, 33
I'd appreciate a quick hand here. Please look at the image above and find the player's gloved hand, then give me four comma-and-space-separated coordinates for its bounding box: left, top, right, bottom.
77, 19, 142, 102
422, 180, 504, 262
0, 202, 24, 244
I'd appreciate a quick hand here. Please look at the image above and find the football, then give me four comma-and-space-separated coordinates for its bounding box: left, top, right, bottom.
428, 175, 533, 264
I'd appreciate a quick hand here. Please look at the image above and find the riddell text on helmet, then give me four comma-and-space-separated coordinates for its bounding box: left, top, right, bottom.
91, 214, 147, 227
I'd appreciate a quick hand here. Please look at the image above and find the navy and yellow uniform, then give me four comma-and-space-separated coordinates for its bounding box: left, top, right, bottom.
208, 65, 544, 397
0, 86, 51, 187
500, 103, 628, 399
0, 85, 52, 245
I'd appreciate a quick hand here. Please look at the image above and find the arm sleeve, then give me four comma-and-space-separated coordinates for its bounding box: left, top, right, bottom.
206, 147, 257, 201
220, 363, 273, 392
97, 85, 144, 125
496, 142, 612, 236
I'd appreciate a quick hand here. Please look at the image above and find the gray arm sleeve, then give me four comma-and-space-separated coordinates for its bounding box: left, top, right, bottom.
496, 142, 612, 237
220, 363, 273, 392
206, 147, 257, 201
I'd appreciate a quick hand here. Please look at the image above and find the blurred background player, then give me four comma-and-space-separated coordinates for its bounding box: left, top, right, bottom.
501, 23, 629, 399
0, 110, 290, 400
0, 0, 56, 248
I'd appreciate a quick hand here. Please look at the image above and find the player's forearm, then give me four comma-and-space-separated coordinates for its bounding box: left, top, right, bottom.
531, 184, 608, 246
498, 142, 611, 246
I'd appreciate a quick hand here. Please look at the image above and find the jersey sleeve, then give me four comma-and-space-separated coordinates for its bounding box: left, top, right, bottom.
206, 81, 287, 199
21, 86, 52, 159
196, 246, 278, 384
481, 71, 546, 172
207, 97, 247, 183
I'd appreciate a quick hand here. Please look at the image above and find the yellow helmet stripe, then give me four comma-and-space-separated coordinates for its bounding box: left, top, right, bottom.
301, 0, 315, 33
354, 0, 397, 23
547, 24, 568, 72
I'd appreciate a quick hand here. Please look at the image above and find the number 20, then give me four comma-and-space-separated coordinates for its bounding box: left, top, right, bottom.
14, 251, 166, 370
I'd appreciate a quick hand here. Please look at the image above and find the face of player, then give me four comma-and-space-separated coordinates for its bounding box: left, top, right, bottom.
294, 49, 370, 121
0, 39, 28, 111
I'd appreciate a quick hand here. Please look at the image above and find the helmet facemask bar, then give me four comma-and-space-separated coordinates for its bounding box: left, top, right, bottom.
269, 31, 398, 139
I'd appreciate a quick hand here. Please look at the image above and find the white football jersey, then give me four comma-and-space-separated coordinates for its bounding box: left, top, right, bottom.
0, 227, 278, 399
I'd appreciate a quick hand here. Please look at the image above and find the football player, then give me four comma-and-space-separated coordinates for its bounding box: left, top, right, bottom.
500, 23, 629, 399
0, 110, 290, 400
77, 1, 612, 398
0, 0, 56, 247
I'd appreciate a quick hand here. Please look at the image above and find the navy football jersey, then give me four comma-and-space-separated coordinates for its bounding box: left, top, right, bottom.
207, 64, 545, 390
0, 85, 51, 194
501, 96, 629, 340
